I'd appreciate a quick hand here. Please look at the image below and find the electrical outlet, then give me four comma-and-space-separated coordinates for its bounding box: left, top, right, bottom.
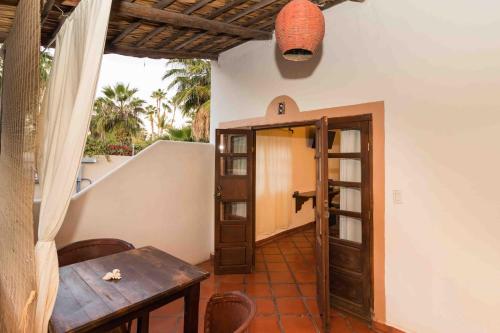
393, 190, 403, 204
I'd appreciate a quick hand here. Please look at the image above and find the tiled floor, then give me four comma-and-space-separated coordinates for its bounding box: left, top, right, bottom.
145, 227, 377, 332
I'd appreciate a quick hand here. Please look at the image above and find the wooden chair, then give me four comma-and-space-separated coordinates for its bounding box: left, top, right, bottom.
204, 291, 256, 333
57, 238, 135, 267
57, 238, 135, 333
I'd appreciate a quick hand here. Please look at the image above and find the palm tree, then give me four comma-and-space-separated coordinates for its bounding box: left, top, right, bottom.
163, 59, 211, 142
151, 88, 167, 130
91, 83, 145, 144
151, 89, 167, 112
156, 113, 169, 137
162, 101, 172, 120
145, 105, 157, 139
166, 126, 193, 142
167, 96, 180, 126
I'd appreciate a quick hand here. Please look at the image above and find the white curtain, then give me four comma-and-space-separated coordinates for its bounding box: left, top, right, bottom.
256, 133, 293, 238
339, 130, 362, 243
34, 0, 112, 331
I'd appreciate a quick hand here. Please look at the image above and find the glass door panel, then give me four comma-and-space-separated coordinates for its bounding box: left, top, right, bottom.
219, 133, 247, 154
220, 156, 248, 176
221, 201, 247, 220
327, 129, 361, 154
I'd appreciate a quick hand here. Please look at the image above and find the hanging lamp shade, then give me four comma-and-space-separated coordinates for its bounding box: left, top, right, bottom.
275, 0, 325, 61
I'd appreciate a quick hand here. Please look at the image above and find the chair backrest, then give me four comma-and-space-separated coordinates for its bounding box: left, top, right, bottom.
57, 238, 135, 267
204, 291, 256, 333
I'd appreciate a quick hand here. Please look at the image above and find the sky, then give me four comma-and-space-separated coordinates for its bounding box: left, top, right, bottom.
96, 54, 188, 128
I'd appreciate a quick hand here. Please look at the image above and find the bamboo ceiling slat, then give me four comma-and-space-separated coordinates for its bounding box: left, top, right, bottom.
0, 0, 363, 59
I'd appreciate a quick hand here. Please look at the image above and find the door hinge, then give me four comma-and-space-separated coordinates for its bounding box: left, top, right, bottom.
368, 210, 371, 220
368, 142, 370, 151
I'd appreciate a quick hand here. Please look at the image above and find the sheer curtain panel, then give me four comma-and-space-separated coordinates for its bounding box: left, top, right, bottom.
256, 133, 293, 238
34, 0, 112, 331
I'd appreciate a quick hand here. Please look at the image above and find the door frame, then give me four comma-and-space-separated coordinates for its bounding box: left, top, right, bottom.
223, 114, 374, 319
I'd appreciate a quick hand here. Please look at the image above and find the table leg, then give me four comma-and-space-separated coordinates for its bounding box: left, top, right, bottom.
183, 283, 201, 333
137, 313, 150, 333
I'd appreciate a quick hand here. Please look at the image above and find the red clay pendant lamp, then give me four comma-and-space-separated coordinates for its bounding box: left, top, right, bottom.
275, 0, 325, 61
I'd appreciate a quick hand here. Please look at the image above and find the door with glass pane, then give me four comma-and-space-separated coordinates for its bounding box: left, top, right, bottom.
327, 117, 372, 320
214, 129, 255, 274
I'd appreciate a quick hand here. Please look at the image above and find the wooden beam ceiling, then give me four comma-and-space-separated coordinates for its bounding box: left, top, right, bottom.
0, 0, 18, 6
190, 4, 283, 52
106, 45, 218, 60
154, 0, 248, 50
134, 0, 216, 48
111, 0, 177, 45
0, 0, 366, 59
114, 2, 272, 40
41, 0, 56, 24
173, 0, 280, 51
319, 0, 364, 10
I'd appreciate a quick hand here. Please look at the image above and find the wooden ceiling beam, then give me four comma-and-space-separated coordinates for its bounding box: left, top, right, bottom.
41, 0, 56, 25
186, 4, 282, 53
154, 0, 247, 50
111, 0, 176, 45
135, 0, 215, 47
319, 0, 364, 11
0, 0, 18, 6
224, 0, 280, 23
173, 0, 280, 51
106, 45, 218, 60
115, 1, 271, 40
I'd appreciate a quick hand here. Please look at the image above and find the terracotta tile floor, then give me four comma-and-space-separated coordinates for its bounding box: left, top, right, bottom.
143, 228, 378, 333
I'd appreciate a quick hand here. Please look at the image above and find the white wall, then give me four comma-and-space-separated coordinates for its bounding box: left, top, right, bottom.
211, 1, 500, 332
55, 141, 214, 265
34, 155, 131, 199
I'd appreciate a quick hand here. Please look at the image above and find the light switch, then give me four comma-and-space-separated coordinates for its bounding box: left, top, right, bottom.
393, 190, 403, 204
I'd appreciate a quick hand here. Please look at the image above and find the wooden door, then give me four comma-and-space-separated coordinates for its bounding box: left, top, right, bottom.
214, 129, 255, 274
315, 117, 331, 330
327, 117, 372, 320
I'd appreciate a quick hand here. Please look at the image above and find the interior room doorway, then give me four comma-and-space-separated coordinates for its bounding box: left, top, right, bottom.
214, 115, 373, 326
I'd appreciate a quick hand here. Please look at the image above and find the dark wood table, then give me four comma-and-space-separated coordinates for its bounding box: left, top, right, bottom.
293, 190, 317, 213
50, 246, 210, 333
293, 188, 341, 213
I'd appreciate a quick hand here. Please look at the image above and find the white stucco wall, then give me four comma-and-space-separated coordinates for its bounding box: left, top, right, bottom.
211, 1, 500, 332
34, 155, 132, 199
55, 141, 214, 265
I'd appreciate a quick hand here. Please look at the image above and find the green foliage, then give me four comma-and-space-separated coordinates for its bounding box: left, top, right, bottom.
163, 59, 211, 141
84, 60, 210, 156
163, 126, 194, 142
89, 83, 146, 144
40, 51, 53, 83
84, 136, 112, 157
0, 48, 53, 89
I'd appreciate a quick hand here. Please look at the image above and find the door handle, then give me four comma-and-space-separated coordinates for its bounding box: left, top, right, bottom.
215, 185, 222, 199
